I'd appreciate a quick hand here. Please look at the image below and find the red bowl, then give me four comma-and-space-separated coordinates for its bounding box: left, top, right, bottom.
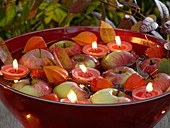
0, 27, 169, 128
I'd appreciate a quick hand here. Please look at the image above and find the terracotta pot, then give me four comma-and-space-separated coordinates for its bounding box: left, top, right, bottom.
0, 27, 169, 128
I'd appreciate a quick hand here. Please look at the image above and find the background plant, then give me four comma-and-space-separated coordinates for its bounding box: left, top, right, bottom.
0, 0, 169, 40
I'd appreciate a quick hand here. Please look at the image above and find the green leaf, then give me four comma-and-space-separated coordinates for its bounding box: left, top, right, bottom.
0, 8, 6, 27
44, 13, 53, 24
39, 2, 50, 10
31, 0, 44, 11
53, 7, 67, 24
21, 5, 30, 23
0, 4, 16, 27
107, 0, 118, 11
158, 58, 170, 75
5, 4, 16, 26
86, 0, 100, 14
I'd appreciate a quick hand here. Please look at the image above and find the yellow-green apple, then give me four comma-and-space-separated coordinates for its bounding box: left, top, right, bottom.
19, 49, 54, 69
12, 79, 52, 97
71, 54, 100, 69
102, 66, 137, 88
49, 40, 82, 56
148, 73, 170, 91
90, 88, 131, 104
140, 58, 161, 75
101, 51, 136, 69
53, 81, 89, 99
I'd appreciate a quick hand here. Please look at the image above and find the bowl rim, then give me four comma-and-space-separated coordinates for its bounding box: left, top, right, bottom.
1, 26, 170, 107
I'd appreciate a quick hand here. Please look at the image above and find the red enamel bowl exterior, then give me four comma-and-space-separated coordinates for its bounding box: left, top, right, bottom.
0, 27, 170, 128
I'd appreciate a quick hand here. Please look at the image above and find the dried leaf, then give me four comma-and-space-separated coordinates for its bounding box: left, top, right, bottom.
164, 42, 170, 50
140, 17, 158, 33
100, 20, 116, 43
45, 57, 63, 67
118, 15, 134, 30
91, 11, 116, 28
160, 21, 170, 34
145, 45, 164, 58
90, 77, 114, 92
158, 58, 170, 75
124, 73, 145, 91
121, 1, 140, 10
43, 66, 69, 85
23, 36, 47, 53
154, 0, 169, 22
0, 38, 13, 64
72, 31, 97, 46
68, 0, 92, 13
52, 45, 73, 71
130, 21, 142, 32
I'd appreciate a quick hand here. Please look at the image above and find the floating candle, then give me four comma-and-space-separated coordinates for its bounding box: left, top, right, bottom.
1, 59, 29, 80
107, 36, 132, 52
60, 90, 91, 104
82, 41, 109, 58
132, 82, 163, 100
72, 64, 100, 82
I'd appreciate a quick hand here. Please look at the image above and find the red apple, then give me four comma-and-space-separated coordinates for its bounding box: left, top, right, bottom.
19, 49, 54, 70
101, 51, 136, 69
140, 58, 161, 75
71, 54, 100, 69
49, 40, 82, 56
12, 79, 52, 97
102, 66, 137, 88
90, 88, 131, 104
53, 81, 89, 99
148, 73, 170, 91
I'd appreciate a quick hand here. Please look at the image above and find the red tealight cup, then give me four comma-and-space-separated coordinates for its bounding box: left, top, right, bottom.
72, 65, 100, 82
82, 41, 109, 58
1, 59, 29, 80
132, 83, 163, 101
107, 36, 132, 52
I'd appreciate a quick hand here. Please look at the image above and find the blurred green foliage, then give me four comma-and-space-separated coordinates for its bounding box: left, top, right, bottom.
0, 0, 169, 40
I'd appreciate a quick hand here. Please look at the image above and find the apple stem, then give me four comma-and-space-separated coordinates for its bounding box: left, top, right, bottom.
28, 74, 33, 85
149, 59, 155, 65
115, 89, 120, 96
39, 48, 42, 58
119, 70, 122, 74
63, 43, 66, 48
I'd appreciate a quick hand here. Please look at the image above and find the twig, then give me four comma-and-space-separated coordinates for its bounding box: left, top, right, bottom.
99, 0, 144, 20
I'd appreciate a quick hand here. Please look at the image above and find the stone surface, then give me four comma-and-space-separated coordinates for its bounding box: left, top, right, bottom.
0, 101, 170, 128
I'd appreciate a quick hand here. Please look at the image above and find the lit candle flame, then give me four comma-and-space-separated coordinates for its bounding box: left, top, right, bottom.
79, 64, 87, 73
146, 82, 153, 92
26, 114, 31, 119
80, 84, 85, 89
67, 90, 77, 103
14, 80, 19, 83
13, 59, 18, 71
92, 41, 97, 50
115, 36, 121, 48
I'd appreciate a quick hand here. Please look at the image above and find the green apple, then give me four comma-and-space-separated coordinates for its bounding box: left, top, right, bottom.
90, 88, 131, 104
53, 81, 89, 99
